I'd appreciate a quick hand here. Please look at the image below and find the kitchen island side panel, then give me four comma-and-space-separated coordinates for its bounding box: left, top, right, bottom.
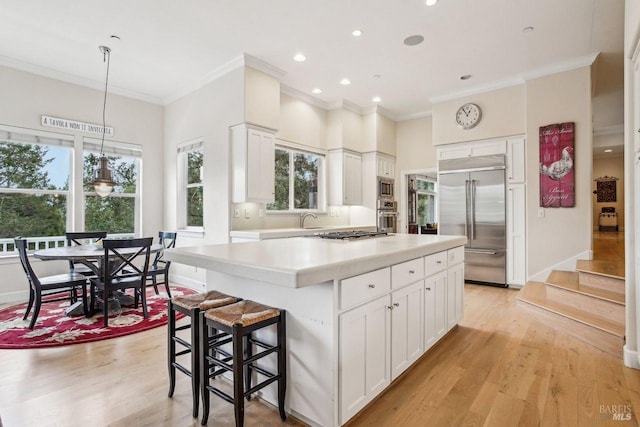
206, 270, 335, 427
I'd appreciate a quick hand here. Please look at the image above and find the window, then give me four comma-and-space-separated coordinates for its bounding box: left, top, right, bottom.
416, 176, 437, 225
83, 139, 142, 234
0, 128, 73, 243
178, 140, 204, 229
268, 144, 324, 211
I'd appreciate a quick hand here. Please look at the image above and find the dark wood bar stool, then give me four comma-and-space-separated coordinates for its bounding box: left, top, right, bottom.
199, 300, 287, 427
168, 290, 239, 418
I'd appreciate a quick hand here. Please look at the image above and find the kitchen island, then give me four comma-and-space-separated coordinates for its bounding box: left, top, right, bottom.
165, 233, 467, 426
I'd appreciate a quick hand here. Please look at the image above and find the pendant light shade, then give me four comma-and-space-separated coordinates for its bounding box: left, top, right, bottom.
93, 45, 115, 198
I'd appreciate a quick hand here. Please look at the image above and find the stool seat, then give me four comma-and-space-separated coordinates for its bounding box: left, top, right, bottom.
204, 300, 280, 327
172, 290, 238, 311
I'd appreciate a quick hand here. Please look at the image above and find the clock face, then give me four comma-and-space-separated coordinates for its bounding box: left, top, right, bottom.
456, 103, 482, 129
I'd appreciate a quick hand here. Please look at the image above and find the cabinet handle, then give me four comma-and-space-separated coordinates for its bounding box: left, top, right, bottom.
386, 305, 394, 310
436, 260, 442, 264
393, 302, 400, 307
368, 284, 375, 289
409, 270, 415, 274
426, 287, 431, 291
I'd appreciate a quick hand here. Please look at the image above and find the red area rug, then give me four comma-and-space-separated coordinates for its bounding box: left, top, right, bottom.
0, 285, 196, 349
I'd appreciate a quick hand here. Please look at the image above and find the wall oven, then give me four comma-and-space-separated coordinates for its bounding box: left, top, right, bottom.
378, 177, 394, 200
377, 200, 397, 233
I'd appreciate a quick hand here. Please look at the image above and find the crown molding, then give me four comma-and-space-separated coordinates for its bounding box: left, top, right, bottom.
396, 110, 433, 122
280, 84, 331, 110
429, 77, 522, 104
244, 54, 287, 79
593, 124, 624, 136
0, 54, 163, 105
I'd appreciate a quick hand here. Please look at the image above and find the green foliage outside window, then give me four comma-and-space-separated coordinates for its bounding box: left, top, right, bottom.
186, 150, 203, 227
0, 142, 67, 238
268, 148, 320, 211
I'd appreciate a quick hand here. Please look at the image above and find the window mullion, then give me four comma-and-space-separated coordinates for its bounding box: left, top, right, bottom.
288, 150, 295, 210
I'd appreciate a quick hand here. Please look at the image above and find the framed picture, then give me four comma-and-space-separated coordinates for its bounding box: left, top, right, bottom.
539, 122, 575, 207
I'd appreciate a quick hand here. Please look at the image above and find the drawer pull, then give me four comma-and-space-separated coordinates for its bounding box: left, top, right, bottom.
368, 284, 376, 289
409, 270, 415, 274
393, 302, 400, 307
386, 305, 394, 310
426, 287, 431, 291
436, 260, 442, 264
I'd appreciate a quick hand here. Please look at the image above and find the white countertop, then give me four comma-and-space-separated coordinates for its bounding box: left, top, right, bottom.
166, 234, 467, 288
229, 225, 376, 240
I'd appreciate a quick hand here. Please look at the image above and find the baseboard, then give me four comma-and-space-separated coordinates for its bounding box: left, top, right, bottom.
527, 250, 592, 283
624, 345, 640, 370
168, 273, 206, 292
0, 290, 29, 305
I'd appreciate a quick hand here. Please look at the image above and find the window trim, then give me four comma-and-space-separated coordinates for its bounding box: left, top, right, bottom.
415, 176, 437, 224
268, 139, 326, 213
177, 138, 204, 232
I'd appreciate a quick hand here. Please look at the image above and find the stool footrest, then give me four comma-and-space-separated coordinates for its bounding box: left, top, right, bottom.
244, 345, 279, 366
175, 348, 191, 358
209, 336, 232, 348
173, 362, 192, 378
173, 336, 191, 349
205, 385, 235, 405
250, 364, 274, 378
246, 375, 279, 397
249, 337, 273, 350
176, 323, 191, 332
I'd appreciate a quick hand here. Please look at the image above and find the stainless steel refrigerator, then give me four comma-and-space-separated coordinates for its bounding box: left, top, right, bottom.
438, 154, 507, 287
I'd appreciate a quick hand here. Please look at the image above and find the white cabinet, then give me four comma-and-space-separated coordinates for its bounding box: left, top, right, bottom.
339, 295, 391, 424
376, 154, 395, 178
424, 270, 447, 351
507, 184, 526, 286
507, 137, 526, 183
231, 124, 275, 203
447, 261, 464, 328
437, 139, 506, 161
328, 149, 362, 206
390, 281, 423, 380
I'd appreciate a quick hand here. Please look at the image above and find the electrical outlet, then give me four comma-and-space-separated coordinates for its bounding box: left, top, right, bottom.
259, 209, 265, 218
234, 209, 240, 218
538, 208, 545, 218
244, 208, 251, 219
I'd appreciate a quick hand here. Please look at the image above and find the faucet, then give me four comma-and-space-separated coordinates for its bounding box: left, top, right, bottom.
300, 212, 318, 228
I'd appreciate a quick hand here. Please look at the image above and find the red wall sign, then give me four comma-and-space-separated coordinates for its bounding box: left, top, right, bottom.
539, 122, 575, 207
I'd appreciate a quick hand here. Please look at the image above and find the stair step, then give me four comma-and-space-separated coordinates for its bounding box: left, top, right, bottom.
576, 259, 624, 280
516, 282, 624, 338
575, 260, 625, 295
545, 270, 625, 305
517, 284, 624, 358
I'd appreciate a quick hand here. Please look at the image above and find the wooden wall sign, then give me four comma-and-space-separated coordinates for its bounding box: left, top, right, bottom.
539, 122, 575, 207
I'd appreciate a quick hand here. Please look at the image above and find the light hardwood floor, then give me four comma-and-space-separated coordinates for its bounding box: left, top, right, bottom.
2, 232, 637, 426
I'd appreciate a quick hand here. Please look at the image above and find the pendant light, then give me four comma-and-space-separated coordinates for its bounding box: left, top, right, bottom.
93, 45, 115, 197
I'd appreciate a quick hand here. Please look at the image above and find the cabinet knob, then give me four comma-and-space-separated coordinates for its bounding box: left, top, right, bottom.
426, 287, 431, 291
386, 305, 394, 310
368, 284, 375, 289
436, 260, 442, 264
409, 270, 415, 274
393, 302, 400, 307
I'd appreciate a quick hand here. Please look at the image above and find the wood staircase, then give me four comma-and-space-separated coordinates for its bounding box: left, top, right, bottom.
516, 259, 625, 357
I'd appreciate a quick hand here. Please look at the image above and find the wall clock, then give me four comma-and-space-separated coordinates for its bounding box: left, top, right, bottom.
455, 103, 482, 129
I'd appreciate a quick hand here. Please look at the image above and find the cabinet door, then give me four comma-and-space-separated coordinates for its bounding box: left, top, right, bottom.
507, 184, 526, 285
377, 156, 395, 178
507, 137, 526, 183
447, 262, 464, 328
339, 295, 390, 424
390, 281, 423, 380
344, 152, 362, 205
424, 271, 447, 351
245, 128, 275, 203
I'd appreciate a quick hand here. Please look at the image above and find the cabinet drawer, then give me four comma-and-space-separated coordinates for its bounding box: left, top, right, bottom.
391, 258, 424, 290
448, 246, 465, 265
424, 251, 448, 275
340, 268, 391, 310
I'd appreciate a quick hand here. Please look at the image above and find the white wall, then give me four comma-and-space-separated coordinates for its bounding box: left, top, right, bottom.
376, 113, 397, 156
244, 66, 280, 130
278, 93, 327, 149
0, 65, 164, 302
396, 116, 435, 172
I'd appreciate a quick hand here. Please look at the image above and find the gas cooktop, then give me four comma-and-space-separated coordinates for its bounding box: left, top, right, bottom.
315, 230, 389, 240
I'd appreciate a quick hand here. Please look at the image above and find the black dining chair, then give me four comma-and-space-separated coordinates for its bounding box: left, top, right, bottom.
90, 237, 152, 327
65, 231, 107, 276
146, 231, 177, 298
15, 238, 89, 329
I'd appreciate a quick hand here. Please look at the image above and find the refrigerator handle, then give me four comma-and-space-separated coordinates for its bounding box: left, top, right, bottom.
464, 180, 470, 239
470, 180, 476, 240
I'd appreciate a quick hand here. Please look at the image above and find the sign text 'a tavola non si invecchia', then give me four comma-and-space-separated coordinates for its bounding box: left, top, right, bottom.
41, 115, 114, 137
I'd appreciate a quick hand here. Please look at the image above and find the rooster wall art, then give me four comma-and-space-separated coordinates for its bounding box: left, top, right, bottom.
539, 122, 575, 207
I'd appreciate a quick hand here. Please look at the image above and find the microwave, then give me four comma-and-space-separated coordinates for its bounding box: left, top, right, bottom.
378, 177, 394, 200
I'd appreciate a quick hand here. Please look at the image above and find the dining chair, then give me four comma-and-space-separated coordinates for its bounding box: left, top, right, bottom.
146, 231, 177, 298
90, 237, 152, 327
15, 238, 89, 329
65, 231, 107, 276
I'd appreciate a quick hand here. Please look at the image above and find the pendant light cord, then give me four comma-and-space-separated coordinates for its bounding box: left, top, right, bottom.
100, 46, 111, 157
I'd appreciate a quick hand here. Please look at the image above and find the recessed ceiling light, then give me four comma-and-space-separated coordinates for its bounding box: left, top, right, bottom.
293, 53, 306, 62
460, 74, 472, 80
604, 149, 613, 153
340, 78, 351, 85
352, 29, 363, 37
372, 96, 382, 103
522, 26, 534, 33
312, 88, 322, 94
426, 0, 438, 5
403, 35, 424, 46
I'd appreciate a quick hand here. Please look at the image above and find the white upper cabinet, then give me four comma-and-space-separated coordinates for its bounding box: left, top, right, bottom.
376, 154, 395, 178
328, 149, 362, 206
506, 137, 526, 183
231, 124, 275, 203
437, 139, 506, 161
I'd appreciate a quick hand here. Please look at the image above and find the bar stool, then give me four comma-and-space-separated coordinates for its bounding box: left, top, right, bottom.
199, 300, 287, 427
168, 290, 239, 417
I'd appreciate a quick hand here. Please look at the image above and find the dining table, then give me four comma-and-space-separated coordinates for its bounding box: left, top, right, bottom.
33, 243, 163, 316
